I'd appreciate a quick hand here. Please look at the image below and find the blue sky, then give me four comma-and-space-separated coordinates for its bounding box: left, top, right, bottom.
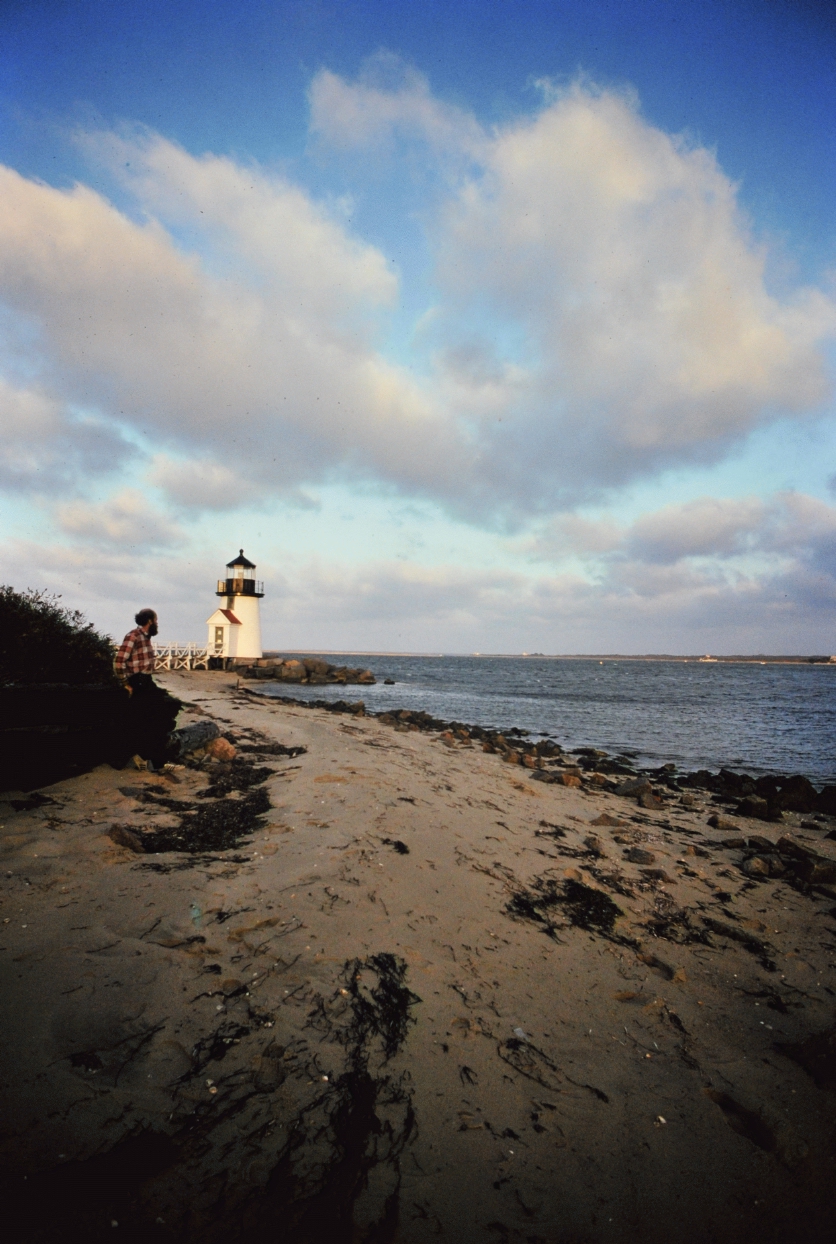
1, 0, 835, 653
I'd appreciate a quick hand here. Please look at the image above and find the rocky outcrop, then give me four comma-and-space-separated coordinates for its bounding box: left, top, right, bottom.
236, 657, 375, 685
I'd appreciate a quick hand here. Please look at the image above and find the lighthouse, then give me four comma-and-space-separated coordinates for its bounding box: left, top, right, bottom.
205, 550, 264, 662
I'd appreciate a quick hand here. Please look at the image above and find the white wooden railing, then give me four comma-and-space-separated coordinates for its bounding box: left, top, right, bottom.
153, 642, 210, 671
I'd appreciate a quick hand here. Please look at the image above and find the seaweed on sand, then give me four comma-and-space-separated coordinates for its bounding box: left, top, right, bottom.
506, 876, 624, 940
110, 786, 271, 855
339, 952, 422, 1062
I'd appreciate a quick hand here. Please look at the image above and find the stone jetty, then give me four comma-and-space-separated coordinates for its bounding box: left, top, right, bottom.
235, 656, 375, 685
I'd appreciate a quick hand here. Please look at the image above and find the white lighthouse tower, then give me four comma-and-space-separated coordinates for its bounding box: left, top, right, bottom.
206, 549, 264, 662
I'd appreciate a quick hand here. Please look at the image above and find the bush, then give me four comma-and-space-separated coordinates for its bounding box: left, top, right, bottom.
0, 587, 117, 686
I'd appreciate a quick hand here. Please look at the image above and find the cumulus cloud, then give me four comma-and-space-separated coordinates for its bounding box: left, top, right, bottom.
0, 152, 467, 510
56, 489, 183, 548
0, 68, 832, 535
0, 376, 132, 492
308, 53, 484, 161
431, 86, 834, 504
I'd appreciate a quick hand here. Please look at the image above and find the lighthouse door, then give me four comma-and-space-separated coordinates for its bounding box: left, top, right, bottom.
214, 626, 225, 653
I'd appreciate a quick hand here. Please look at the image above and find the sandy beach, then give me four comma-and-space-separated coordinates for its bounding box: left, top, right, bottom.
1, 669, 835, 1243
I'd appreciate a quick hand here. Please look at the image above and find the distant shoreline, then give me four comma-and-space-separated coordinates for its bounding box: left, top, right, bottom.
266, 650, 835, 665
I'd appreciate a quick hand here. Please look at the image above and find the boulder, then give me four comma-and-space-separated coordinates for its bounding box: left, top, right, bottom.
735, 795, 772, 821
776, 835, 836, 884
614, 777, 652, 797
206, 736, 236, 761
303, 658, 330, 676
707, 814, 739, 833
170, 720, 220, 756
817, 787, 836, 816
624, 847, 655, 864
771, 774, 819, 814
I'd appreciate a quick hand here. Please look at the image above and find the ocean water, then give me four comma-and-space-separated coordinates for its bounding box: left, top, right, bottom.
259, 655, 836, 785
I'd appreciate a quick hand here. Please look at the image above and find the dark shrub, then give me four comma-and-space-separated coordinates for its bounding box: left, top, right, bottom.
0, 586, 117, 686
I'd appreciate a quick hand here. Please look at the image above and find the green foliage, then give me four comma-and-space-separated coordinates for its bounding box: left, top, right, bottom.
0, 586, 118, 686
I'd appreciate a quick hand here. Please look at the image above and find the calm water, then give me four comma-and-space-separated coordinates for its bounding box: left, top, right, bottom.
260, 656, 836, 785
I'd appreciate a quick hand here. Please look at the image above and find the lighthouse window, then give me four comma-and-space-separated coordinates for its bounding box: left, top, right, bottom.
214, 626, 224, 651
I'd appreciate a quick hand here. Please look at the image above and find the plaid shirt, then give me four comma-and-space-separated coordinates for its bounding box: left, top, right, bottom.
115, 626, 156, 680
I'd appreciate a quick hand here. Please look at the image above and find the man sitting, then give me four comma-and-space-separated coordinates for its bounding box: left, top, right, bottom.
114, 609, 179, 768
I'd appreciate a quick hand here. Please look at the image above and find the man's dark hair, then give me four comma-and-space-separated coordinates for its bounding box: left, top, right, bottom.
135, 609, 157, 627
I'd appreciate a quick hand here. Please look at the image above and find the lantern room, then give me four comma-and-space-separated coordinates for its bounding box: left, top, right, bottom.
217, 549, 264, 598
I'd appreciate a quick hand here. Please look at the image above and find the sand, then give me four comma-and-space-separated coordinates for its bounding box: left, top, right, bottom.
1, 669, 835, 1243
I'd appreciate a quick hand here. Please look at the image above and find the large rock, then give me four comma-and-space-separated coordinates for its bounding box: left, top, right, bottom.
735, 795, 772, 821
303, 658, 330, 676
169, 720, 220, 756
817, 787, 836, 815
614, 776, 652, 797
776, 835, 836, 884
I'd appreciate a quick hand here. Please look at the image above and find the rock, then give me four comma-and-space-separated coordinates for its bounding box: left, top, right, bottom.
554, 773, 582, 788
638, 790, 664, 810
303, 658, 330, 676
747, 834, 774, 851
357, 670, 376, 684
384, 678, 395, 685
169, 720, 221, 756
108, 823, 146, 853
719, 836, 747, 849
680, 792, 697, 808
742, 856, 771, 878
614, 777, 652, 797
206, 737, 236, 761
584, 835, 604, 856
772, 775, 819, 814
776, 835, 836, 884
708, 814, 739, 832
640, 868, 675, 883
522, 754, 539, 769
736, 795, 772, 821
589, 813, 626, 827
624, 847, 655, 864
588, 772, 613, 787
817, 787, 836, 816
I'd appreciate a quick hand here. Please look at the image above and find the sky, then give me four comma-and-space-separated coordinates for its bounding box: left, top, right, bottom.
1, 0, 835, 654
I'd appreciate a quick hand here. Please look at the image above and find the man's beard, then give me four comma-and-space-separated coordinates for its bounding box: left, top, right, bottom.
148, 622, 159, 637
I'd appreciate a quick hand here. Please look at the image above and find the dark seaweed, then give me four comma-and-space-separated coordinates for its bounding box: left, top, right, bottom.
198, 760, 275, 798
339, 952, 421, 1062
380, 838, 410, 854
507, 876, 623, 939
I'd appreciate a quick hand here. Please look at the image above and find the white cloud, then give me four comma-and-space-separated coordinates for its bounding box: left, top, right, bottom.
0, 154, 468, 509
627, 496, 767, 563
56, 489, 182, 548
432, 84, 835, 502
0, 376, 132, 492
0, 81, 832, 525
308, 53, 484, 161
